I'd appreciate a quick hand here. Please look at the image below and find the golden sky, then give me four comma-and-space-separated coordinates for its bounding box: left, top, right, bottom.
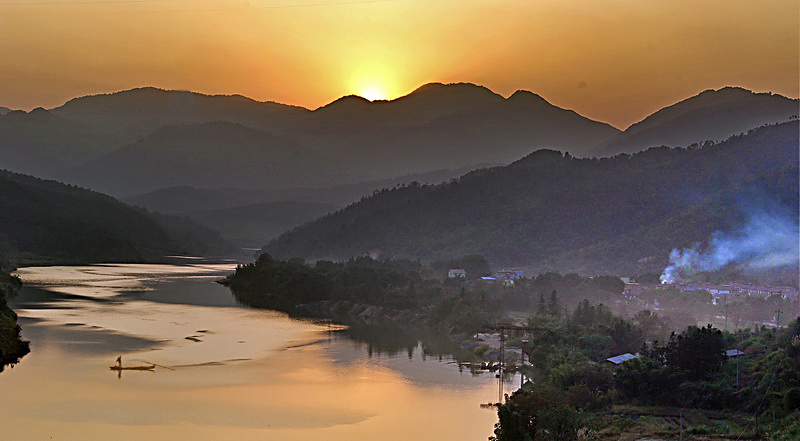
0, 0, 797, 128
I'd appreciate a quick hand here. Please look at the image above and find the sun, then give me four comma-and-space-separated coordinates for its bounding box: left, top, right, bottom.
359, 85, 387, 101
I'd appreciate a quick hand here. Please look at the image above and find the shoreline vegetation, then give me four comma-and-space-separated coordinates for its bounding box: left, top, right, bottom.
0, 272, 29, 372
223, 254, 800, 440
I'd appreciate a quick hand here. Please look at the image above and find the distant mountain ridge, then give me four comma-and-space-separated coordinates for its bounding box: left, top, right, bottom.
52, 87, 310, 139
263, 121, 799, 276
0, 83, 795, 197
285, 82, 621, 176
61, 121, 347, 195
592, 87, 798, 156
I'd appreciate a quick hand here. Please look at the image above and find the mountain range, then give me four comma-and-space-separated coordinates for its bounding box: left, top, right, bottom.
1, 83, 796, 261
2, 83, 794, 199
263, 121, 799, 277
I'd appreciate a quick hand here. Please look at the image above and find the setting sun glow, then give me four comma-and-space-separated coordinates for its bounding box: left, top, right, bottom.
0, 0, 796, 127
359, 85, 387, 101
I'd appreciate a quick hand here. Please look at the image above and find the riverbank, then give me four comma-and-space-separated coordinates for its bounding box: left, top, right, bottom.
0, 272, 29, 371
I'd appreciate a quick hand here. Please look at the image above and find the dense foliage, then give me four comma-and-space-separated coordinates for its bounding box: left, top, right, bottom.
265, 122, 798, 276
224, 255, 630, 335
0, 272, 29, 372
224, 254, 505, 333
493, 308, 800, 441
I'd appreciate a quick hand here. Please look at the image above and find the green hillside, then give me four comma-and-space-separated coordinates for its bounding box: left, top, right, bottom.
264, 122, 799, 275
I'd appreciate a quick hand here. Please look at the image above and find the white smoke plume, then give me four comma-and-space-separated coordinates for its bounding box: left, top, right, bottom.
660, 212, 800, 284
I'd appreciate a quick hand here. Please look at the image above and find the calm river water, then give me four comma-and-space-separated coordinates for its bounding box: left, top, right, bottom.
1, 262, 509, 441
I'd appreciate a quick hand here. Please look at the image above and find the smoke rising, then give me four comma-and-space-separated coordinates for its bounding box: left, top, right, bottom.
660, 211, 799, 284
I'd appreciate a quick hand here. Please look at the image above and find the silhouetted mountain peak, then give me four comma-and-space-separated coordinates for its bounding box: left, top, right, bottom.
505, 90, 555, 110
512, 149, 570, 168
54, 87, 309, 117
315, 94, 372, 111
408, 82, 499, 97
507, 89, 548, 102
1, 107, 64, 123
695, 86, 757, 98
589, 85, 799, 157
396, 82, 503, 106
63, 87, 243, 107
642, 86, 791, 121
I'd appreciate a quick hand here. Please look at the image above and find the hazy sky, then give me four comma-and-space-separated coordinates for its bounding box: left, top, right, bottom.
1, 0, 797, 128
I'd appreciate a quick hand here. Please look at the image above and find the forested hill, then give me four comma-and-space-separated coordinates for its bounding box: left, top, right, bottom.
0, 170, 232, 266
264, 121, 799, 275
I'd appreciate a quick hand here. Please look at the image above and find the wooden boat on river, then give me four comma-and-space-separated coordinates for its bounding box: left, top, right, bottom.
109, 356, 161, 377
109, 364, 156, 372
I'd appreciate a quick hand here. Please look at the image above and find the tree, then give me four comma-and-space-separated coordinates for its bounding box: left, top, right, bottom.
548, 291, 561, 318
492, 387, 582, 441
536, 292, 546, 316
665, 324, 725, 381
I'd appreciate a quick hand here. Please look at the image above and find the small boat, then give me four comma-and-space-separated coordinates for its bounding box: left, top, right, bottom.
109, 356, 155, 378
109, 364, 155, 371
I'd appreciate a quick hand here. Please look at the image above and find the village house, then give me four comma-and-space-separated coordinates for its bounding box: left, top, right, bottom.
448, 268, 467, 279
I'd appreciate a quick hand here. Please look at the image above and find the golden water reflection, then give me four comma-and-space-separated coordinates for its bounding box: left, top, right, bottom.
1, 264, 499, 440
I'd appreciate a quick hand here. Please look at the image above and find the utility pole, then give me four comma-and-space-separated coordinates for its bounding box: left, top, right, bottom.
499, 330, 504, 403
479, 324, 546, 404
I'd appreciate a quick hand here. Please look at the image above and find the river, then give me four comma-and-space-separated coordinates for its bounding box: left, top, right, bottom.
1, 262, 511, 441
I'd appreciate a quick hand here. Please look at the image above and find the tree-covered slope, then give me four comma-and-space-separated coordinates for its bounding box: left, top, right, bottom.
0, 170, 232, 265
263, 122, 799, 275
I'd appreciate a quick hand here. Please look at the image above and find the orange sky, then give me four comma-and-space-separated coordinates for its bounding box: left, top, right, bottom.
0, 0, 797, 128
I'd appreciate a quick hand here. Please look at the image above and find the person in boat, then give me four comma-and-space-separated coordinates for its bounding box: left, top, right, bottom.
116, 355, 122, 367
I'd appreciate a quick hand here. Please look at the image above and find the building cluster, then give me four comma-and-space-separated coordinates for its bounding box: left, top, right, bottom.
448, 268, 525, 286
619, 276, 799, 305
680, 282, 799, 304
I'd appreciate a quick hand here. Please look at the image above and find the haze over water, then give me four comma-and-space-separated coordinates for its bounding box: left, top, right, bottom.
1, 263, 501, 441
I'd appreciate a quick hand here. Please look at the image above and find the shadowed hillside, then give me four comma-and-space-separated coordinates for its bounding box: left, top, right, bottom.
263, 122, 799, 276
60, 121, 348, 196
122, 164, 490, 213
0, 170, 232, 265
592, 87, 798, 156
0, 108, 115, 177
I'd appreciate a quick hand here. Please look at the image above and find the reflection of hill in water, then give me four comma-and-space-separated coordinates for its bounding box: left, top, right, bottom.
331, 320, 474, 361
